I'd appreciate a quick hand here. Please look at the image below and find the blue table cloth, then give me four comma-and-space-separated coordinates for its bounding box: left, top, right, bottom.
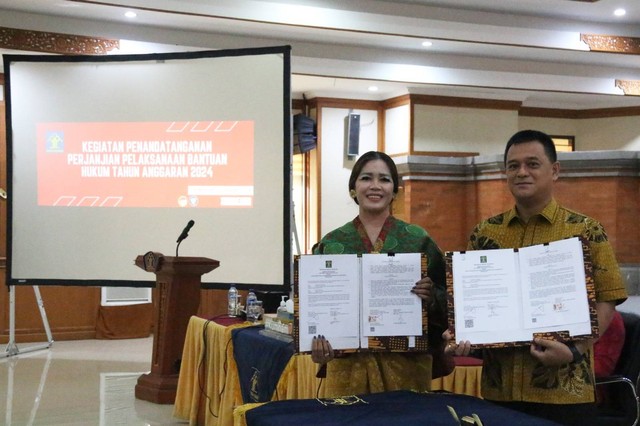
232, 325, 296, 403
245, 389, 561, 426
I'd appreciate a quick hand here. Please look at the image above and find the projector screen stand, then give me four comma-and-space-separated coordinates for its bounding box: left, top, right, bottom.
1, 286, 54, 358
292, 201, 302, 257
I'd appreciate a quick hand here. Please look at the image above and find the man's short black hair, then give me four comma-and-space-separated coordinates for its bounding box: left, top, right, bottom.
504, 130, 557, 164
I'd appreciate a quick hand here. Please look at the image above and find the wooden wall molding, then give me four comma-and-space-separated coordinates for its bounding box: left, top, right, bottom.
294, 93, 640, 120
410, 94, 521, 110
407, 151, 479, 157
520, 105, 640, 118
382, 94, 410, 109
0, 26, 119, 55
292, 98, 305, 111
581, 33, 640, 54
312, 97, 380, 110
297, 94, 640, 118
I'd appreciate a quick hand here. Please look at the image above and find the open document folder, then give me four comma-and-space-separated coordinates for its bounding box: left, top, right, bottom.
293, 253, 431, 354
445, 237, 598, 348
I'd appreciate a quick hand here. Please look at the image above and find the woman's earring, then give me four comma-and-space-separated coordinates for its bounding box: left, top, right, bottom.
349, 189, 357, 199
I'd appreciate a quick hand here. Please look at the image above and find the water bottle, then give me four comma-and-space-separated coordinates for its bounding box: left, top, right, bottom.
246, 289, 258, 322
276, 296, 288, 321
228, 285, 238, 316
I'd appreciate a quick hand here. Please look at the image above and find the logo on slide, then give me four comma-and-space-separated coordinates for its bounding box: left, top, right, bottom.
45, 131, 65, 153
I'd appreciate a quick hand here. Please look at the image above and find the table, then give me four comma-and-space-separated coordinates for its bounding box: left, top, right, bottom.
236, 390, 561, 426
174, 316, 331, 426
174, 316, 482, 426
431, 356, 482, 397
173, 316, 248, 426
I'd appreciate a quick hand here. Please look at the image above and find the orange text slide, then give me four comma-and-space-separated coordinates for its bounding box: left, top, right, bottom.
37, 121, 254, 208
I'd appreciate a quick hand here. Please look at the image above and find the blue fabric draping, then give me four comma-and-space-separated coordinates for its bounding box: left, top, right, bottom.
232, 325, 295, 403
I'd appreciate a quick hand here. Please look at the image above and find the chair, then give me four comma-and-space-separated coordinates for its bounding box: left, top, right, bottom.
595, 311, 640, 426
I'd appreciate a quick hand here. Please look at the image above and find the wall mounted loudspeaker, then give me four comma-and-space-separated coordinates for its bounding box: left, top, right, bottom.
346, 113, 360, 157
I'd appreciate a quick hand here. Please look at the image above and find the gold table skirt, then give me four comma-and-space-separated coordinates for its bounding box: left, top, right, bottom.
174, 316, 482, 426
431, 360, 482, 396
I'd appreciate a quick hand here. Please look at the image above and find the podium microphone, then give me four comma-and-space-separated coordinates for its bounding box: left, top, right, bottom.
177, 220, 195, 243
176, 220, 195, 256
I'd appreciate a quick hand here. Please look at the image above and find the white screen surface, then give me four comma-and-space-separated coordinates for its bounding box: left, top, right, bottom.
5, 47, 291, 289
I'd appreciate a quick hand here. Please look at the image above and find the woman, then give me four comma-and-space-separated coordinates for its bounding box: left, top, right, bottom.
311, 151, 452, 396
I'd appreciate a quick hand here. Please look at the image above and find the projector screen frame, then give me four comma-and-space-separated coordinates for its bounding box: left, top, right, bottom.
4, 45, 293, 292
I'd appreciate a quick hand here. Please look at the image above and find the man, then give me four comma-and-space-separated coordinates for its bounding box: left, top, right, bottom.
446, 130, 628, 425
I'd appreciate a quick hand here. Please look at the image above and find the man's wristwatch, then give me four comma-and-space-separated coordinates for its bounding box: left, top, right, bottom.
567, 343, 583, 363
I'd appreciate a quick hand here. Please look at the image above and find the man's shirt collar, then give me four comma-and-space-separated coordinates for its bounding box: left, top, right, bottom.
506, 198, 559, 225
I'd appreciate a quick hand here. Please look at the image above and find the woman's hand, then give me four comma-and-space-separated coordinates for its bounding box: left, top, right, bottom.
311, 335, 334, 364
411, 276, 436, 305
442, 329, 472, 357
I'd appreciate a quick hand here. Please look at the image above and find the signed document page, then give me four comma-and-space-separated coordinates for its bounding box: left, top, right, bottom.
361, 253, 422, 337
450, 237, 592, 346
519, 238, 591, 335
297, 254, 361, 352
452, 248, 523, 344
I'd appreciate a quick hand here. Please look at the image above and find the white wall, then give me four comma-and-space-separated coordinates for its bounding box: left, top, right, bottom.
319, 107, 378, 238
411, 107, 640, 155
385, 104, 410, 155
518, 116, 579, 139
413, 105, 518, 156
577, 117, 640, 151
519, 115, 640, 151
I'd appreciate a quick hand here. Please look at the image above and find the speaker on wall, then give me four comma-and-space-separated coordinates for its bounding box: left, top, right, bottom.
346, 113, 360, 157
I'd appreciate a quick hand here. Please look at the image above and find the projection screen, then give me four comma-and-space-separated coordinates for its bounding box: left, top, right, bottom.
4, 46, 292, 289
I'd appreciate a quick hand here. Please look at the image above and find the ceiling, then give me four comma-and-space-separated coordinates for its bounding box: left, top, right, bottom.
1, 0, 640, 109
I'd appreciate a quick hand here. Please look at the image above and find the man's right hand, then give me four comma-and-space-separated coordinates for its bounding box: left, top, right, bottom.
442, 329, 472, 356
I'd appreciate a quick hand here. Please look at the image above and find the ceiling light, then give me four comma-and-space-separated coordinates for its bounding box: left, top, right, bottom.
124, 11, 137, 19
368, 86, 379, 92
614, 8, 626, 17
421, 41, 433, 47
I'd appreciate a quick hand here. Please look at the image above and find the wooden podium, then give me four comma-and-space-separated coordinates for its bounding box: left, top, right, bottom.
134, 252, 219, 404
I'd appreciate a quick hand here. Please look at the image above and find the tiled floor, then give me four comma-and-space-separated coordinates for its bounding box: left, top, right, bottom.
0, 337, 185, 426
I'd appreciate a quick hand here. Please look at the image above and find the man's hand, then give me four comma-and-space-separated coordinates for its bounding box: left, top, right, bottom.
530, 338, 574, 367
442, 329, 472, 357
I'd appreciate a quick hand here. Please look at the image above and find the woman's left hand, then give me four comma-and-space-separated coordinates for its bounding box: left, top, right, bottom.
411, 276, 435, 304
311, 335, 334, 364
